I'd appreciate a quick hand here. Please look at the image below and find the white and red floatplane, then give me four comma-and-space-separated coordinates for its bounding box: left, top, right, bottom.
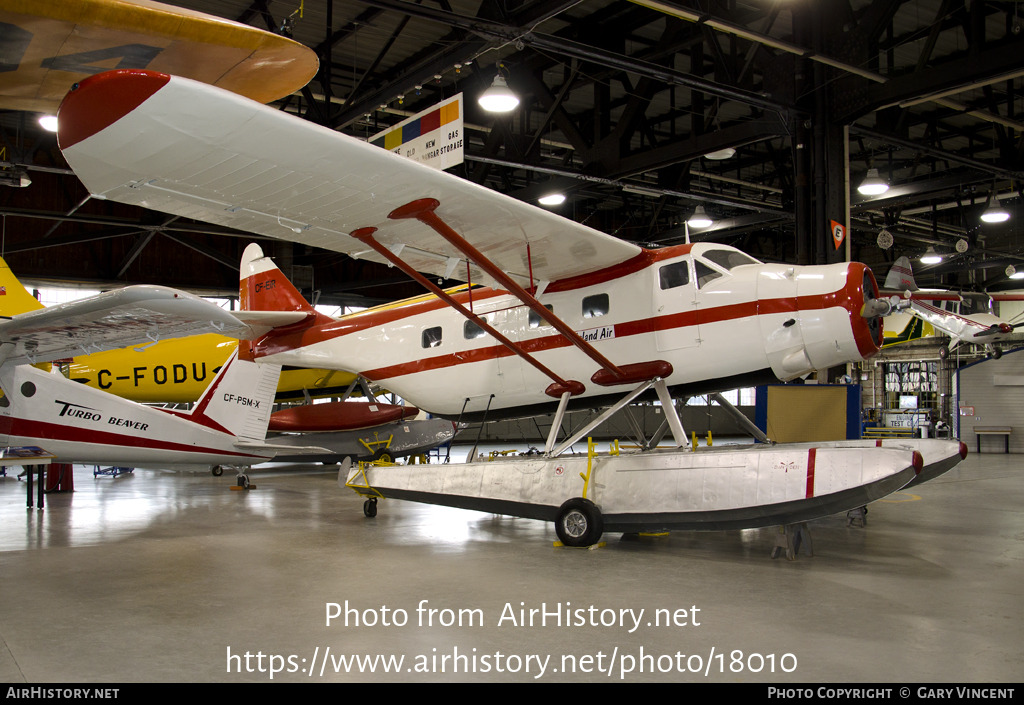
56, 69, 967, 546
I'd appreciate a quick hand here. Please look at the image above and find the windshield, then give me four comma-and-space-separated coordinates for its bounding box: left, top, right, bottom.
701, 249, 760, 270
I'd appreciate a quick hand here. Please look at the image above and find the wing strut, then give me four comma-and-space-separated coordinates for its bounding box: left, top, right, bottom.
388, 198, 673, 387
350, 227, 585, 398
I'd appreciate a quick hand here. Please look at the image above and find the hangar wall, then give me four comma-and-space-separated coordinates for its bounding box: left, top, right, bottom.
956, 349, 1024, 454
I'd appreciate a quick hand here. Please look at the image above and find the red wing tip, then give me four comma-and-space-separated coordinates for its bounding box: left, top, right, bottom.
58, 69, 171, 150
959, 441, 969, 459
912, 450, 924, 474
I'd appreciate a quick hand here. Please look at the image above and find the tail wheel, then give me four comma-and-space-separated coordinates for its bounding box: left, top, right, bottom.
363, 498, 378, 517
555, 498, 604, 547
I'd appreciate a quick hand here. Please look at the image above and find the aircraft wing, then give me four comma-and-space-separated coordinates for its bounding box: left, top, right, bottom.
0, 285, 250, 366
58, 71, 643, 288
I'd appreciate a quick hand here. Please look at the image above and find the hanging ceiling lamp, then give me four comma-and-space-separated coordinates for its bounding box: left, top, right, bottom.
687, 205, 713, 228
857, 168, 889, 196
981, 193, 1010, 223
538, 193, 565, 206
478, 73, 519, 113
919, 246, 942, 264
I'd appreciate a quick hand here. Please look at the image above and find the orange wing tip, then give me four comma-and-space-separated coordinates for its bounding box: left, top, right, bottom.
57, 69, 171, 150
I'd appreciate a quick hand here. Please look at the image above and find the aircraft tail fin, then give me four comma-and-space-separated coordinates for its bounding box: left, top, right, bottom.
189, 349, 282, 441
239, 243, 316, 313
884, 256, 918, 292
0, 257, 45, 318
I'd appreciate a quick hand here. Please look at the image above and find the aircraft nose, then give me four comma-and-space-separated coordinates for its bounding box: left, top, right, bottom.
57, 69, 171, 150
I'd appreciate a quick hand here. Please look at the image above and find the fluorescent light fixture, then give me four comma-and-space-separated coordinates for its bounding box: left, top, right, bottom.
687, 205, 712, 228
622, 185, 662, 198
857, 168, 889, 196
538, 193, 565, 206
478, 75, 519, 113
38, 115, 58, 132
704, 147, 736, 160
919, 246, 942, 265
981, 194, 1010, 223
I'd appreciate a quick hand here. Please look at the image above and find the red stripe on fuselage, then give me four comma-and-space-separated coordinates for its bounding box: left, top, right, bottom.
255, 261, 878, 380
0, 416, 264, 459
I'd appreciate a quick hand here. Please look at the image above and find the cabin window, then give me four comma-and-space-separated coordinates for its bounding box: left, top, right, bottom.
421, 326, 443, 348
582, 294, 609, 318
0, 389, 8, 408
529, 304, 554, 328
659, 261, 690, 290
464, 317, 488, 339
702, 249, 759, 270
695, 261, 722, 289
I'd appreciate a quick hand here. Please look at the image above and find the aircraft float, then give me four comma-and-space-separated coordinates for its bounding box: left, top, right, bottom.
0, 284, 328, 483
56, 69, 967, 547
882, 256, 1023, 359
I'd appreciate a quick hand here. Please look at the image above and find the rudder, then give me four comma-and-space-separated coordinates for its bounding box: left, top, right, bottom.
190, 349, 283, 441
239, 243, 315, 313
0, 257, 45, 318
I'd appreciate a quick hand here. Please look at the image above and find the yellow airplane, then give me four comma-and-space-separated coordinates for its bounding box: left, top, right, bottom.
0, 258, 356, 403
0, 0, 318, 113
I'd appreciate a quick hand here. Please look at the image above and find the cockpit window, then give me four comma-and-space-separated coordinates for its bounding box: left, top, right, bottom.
695, 261, 722, 289
659, 261, 690, 290
702, 249, 759, 270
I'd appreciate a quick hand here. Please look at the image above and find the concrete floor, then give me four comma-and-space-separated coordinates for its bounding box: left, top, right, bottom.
0, 448, 1021, 683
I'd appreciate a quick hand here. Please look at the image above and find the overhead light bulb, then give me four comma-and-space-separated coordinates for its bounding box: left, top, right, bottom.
857, 168, 889, 196
981, 194, 1010, 223
704, 147, 736, 160
38, 115, 58, 132
687, 205, 712, 228
1011, 270, 1024, 280
538, 193, 565, 206
478, 75, 519, 113
920, 246, 942, 264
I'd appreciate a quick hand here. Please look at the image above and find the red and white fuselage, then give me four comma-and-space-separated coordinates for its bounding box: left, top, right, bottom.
243, 242, 884, 420
0, 353, 284, 467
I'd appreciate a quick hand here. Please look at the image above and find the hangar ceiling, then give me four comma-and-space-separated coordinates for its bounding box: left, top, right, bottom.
1, 0, 1022, 304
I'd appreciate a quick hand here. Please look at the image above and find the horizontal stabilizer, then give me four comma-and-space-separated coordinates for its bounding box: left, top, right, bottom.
0, 285, 250, 367
234, 441, 332, 455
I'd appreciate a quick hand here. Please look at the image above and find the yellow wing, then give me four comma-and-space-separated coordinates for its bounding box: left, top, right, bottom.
0, 0, 317, 113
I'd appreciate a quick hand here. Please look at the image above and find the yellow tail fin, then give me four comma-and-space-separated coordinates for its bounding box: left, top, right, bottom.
0, 257, 44, 318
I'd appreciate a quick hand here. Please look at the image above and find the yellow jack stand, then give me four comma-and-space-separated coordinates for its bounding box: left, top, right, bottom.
553, 541, 606, 550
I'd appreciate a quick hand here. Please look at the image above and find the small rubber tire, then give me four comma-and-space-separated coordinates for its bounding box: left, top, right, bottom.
363, 499, 378, 518
939, 347, 949, 360
555, 497, 603, 547
238, 475, 249, 489
211, 466, 223, 477
992, 347, 1003, 360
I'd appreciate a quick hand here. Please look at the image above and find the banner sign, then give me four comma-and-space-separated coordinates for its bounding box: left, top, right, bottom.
369, 93, 464, 170
830, 220, 847, 250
